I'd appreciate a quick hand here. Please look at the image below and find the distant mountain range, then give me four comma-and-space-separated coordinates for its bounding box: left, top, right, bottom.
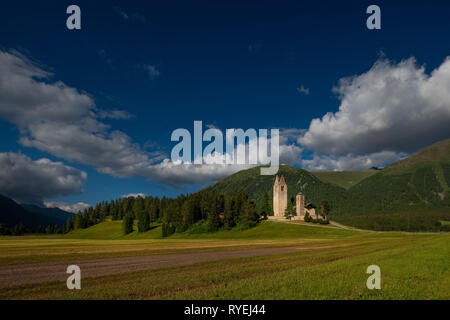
0, 194, 73, 228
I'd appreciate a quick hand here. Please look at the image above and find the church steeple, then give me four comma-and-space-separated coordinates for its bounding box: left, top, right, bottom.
273, 175, 287, 217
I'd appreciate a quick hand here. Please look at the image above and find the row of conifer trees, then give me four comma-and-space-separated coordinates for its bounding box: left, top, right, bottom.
63, 189, 272, 236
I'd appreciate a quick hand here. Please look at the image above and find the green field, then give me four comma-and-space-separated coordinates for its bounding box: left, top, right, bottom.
0, 220, 449, 300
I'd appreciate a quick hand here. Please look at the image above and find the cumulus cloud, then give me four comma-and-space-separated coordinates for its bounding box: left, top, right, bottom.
0, 49, 163, 179
44, 201, 90, 213
299, 57, 450, 157
0, 49, 298, 187
122, 193, 146, 198
149, 160, 252, 186
301, 151, 407, 171
12, 49, 439, 185
0, 152, 87, 204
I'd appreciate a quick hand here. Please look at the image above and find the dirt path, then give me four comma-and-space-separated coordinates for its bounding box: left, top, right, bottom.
0, 247, 301, 288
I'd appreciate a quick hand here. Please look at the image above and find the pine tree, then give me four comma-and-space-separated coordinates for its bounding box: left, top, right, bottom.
45, 225, 53, 234
319, 200, 330, 219
123, 213, 134, 235
260, 192, 272, 219
284, 201, 295, 220
181, 198, 195, 231
304, 211, 311, 222
223, 195, 235, 230
161, 202, 179, 237
0, 224, 9, 235
207, 193, 222, 232
241, 199, 259, 229
207, 210, 221, 232
137, 210, 150, 233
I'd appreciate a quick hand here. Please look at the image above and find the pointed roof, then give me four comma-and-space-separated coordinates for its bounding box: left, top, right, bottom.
274, 175, 280, 184
279, 175, 286, 185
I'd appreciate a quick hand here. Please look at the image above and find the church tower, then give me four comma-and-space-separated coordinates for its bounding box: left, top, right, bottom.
273, 175, 287, 216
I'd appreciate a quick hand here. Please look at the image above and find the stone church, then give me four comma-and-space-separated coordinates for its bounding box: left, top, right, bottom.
272, 175, 318, 220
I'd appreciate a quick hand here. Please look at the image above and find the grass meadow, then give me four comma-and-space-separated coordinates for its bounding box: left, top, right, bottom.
0, 221, 448, 299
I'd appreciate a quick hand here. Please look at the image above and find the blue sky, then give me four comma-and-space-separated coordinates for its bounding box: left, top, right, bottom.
0, 0, 450, 210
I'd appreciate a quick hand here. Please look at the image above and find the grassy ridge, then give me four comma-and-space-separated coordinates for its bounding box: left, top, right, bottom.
312, 170, 376, 189
65, 219, 358, 240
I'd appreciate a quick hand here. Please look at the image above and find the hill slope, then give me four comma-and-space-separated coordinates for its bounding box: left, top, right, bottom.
65, 218, 357, 240
346, 139, 450, 215
201, 139, 450, 231
312, 170, 376, 189
0, 194, 72, 229
203, 165, 349, 213
21, 204, 73, 227
0, 194, 41, 228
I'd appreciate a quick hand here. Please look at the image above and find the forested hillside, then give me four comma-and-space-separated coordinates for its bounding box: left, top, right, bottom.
203, 165, 349, 213
0, 194, 73, 234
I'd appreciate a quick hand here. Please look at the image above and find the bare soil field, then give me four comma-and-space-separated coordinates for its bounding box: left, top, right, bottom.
0, 247, 302, 287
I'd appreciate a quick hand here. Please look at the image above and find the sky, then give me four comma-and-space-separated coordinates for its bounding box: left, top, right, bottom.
0, 0, 450, 211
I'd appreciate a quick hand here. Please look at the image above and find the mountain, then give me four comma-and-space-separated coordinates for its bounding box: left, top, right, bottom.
203, 165, 349, 212
311, 170, 376, 189
345, 139, 450, 215
0, 194, 73, 229
202, 139, 450, 231
21, 204, 74, 227
385, 138, 450, 173
0, 194, 42, 228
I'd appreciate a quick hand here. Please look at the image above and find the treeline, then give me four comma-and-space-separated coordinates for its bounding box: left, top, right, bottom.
159, 189, 263, 237
335, 210, 450, 232
63, 189, 265, 237
0, 223, 64, 236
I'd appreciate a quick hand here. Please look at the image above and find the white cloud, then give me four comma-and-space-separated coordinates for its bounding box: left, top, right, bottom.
0, 49, 164, 179
297, 85, 310, 95
122, 193, 146, 198
0, 49, 297, 187
10, 49, 439, 186
301, 151, 407, 171
0, 152, 87, 204
299, 57, 450, 157
44, 201, 90, 213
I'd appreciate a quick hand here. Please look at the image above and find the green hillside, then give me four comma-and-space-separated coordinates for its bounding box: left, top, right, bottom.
203, 165, 349, 212
385, 139, 450, 173
65, 218, 357, 240
200, 139, 450, 231
312, 170, 377, 189
345, 139, 450, 215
